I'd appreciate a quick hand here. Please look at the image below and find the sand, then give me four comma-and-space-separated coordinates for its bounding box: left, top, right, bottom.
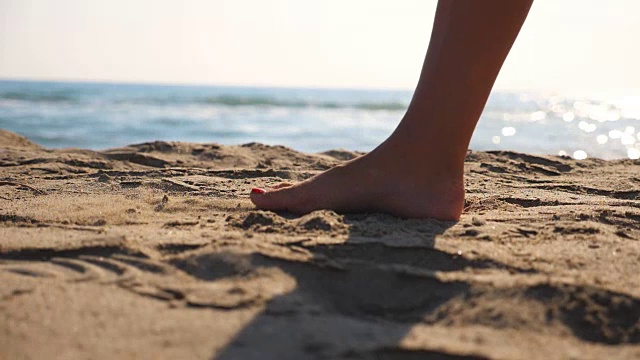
1, 129, 639, 359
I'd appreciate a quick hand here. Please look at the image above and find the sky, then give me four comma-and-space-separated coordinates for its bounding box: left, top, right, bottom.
1, 0, 639, 91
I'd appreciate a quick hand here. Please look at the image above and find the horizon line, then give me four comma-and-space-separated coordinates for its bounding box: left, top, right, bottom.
1, 76, 639, 95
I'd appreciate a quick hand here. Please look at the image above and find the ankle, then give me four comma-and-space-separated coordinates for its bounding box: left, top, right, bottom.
375, 137, 465, 183
389, 114, 473, 169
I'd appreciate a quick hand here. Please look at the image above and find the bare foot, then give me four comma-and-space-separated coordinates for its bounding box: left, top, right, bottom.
249, 137, 465, 220
248, 0, 535, 221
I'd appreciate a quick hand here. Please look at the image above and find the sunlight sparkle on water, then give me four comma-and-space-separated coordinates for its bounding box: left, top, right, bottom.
621, 126, 636, 145
501, 127, 516, 136
492, 136, 501, 144
621, 134, 636, 145
530, 111, 546, 121
609, 130, 623, 139
614, 95, 640, 120
562, 112, 575, 122
596, 135, 608, 145
574, 101, 621, 122
628, 148, 640, 160
573, 150, 588, 160
578, 121, 596, 133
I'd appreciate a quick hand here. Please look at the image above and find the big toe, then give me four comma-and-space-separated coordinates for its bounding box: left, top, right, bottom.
249, 186, 303, 212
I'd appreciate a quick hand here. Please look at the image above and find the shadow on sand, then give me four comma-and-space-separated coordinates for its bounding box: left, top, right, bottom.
208, 213, 508, 359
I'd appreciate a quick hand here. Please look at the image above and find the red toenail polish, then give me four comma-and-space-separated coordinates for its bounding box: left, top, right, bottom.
251, 187, 266, 195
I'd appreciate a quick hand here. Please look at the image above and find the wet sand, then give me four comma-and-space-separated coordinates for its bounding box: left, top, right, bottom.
1, 129, 639, 359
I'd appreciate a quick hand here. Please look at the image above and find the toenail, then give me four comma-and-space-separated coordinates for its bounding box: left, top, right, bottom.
251, 187, 266, 195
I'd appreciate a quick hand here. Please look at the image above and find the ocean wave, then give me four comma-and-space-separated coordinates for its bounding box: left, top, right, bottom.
0, 83, 409, 110
0, 91, 77, 103
117, 95, 409, 111
200, 96, 409, 111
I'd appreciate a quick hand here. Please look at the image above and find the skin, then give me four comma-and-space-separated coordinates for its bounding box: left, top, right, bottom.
251, 0, 534, 221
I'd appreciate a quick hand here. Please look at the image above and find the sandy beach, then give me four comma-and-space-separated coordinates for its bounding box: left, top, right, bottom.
1, 129, 639, 359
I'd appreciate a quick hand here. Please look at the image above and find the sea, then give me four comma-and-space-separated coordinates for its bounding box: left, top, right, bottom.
1, 80, 639, 160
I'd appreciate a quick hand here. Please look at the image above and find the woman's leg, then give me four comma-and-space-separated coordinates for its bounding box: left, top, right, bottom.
251, 0, 534, 220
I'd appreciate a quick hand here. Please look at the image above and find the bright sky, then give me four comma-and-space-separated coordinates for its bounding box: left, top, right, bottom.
1, 0, 639, 91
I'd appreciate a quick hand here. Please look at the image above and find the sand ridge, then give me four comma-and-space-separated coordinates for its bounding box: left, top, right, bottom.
1, 130, 640, 359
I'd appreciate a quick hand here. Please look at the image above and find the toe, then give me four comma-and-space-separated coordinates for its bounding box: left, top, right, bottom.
250, 185, 303, 212
271, 182, 294, 190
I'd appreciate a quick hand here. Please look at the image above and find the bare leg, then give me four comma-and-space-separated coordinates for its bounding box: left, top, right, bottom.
251, 0, 533, 220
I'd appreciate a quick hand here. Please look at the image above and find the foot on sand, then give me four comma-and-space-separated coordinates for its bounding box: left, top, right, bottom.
250, 136, 465, 220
